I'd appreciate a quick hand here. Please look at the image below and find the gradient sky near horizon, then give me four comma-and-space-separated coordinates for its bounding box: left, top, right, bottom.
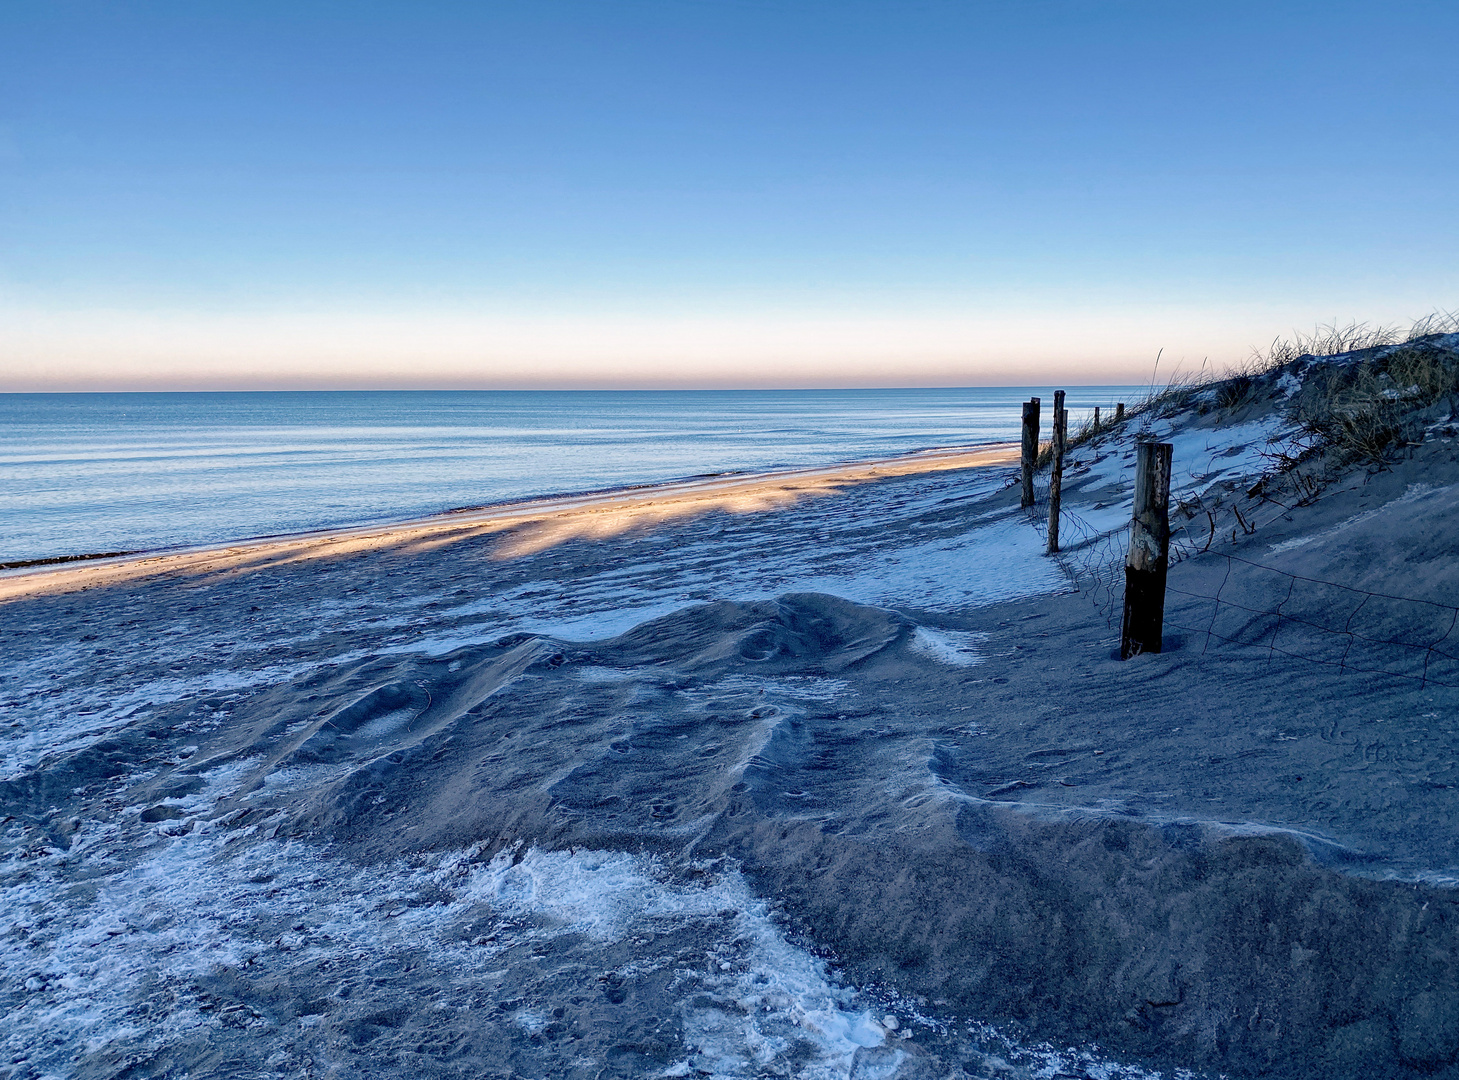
3, 0, 1457, 390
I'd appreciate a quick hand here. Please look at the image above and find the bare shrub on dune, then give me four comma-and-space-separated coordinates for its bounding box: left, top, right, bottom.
1140, 309, 1456, 448
1034, 310, 1457, 478
1291, 342, 1459, 464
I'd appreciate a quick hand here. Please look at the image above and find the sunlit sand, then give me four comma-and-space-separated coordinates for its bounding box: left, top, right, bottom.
0, 444, 1018, 602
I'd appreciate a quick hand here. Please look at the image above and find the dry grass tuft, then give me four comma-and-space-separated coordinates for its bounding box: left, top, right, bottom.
1290, 343, 1459, 464
1256, 321, 1403, 370
1030, 310, 1457, 572
1030, 310, 1456, 479
1248, 310, 1459, 377
1041, 308, 1458, 477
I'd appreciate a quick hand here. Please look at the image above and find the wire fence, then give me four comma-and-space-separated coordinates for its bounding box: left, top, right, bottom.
1018, 460, 1459, 690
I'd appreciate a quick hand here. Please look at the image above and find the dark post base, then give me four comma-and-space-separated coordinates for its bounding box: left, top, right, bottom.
1120, 564, 1168, 658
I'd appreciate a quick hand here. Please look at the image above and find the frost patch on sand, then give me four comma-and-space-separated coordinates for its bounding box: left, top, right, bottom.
674, 902, 890, 1079
1275, 371, 1303, 398
372, 632, 499, 656
529, 601, 698, 643
1065, 417, 1296, 540
0, 664, 311, 782
10, 827, 1181, 1078
0, 827, 895, 1080
574, 665, 639, 682
708, 674, 854, 703
796, 520, 1065, 612
909, 628, 988, 667
1076, 421, 1263, 494
478, 849, 893, 1079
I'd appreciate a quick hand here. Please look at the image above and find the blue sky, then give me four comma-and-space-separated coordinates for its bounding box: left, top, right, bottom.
2, 1, 1456, 388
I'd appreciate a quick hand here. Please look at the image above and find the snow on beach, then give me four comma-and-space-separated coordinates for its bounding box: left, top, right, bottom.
4, 819, 1180, 1080
0, 449, 1056, 782
0, 442, 1193, 1080
2, 822, 894, 1079
6, 364, 1459, 1079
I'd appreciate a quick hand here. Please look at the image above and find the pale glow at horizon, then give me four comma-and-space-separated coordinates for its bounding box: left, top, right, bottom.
5, 299, 1452, 392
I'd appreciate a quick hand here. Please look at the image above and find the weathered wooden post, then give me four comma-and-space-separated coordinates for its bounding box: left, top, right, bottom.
1092, 406, 1100, 433
1020, 397, 1040, 509
1114, 402, 1125, 423
1120, 440, 1174, 658
1046, 390, 1067, 554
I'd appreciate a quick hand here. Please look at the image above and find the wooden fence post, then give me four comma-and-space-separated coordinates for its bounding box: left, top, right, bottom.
1020, 397, 1040, 509
1093, 406, 1100, 433
1121, 440, 1174, 658
1114, 402, 1125, 423
1046, 390, 1067, 554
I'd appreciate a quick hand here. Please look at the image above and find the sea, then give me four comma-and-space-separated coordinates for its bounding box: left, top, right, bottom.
0, 387, 1142, 565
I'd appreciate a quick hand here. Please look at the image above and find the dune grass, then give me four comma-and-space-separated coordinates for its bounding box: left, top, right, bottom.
1034, 308, 1459, 478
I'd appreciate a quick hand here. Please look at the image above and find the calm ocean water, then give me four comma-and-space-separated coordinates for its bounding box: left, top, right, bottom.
0, 387, 1142, 564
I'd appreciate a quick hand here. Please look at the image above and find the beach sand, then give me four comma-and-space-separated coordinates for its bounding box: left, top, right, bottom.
0, 444, 1019, 603
4, 401, 1459, 1079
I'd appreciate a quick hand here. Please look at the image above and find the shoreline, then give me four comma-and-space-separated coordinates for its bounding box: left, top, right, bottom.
0, 441, 1018, 602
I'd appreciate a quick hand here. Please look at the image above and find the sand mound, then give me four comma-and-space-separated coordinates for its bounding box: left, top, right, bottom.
595, 592, 912, 673
9, 583, 1451, 1078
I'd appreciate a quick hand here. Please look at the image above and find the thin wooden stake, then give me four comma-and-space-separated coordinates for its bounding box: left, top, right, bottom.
1020, 397, 1040, 509
1046, 390, 1067, 554
1092, 406, 1100, 433
1120, 440, 1174, 658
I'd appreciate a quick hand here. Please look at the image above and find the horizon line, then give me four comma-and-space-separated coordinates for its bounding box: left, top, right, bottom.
0, 380, 1155, 395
